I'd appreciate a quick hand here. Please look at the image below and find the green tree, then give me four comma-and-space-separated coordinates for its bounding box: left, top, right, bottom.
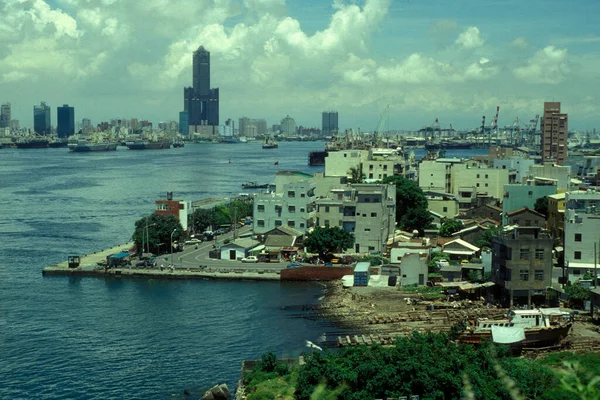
565, 283, 590, 308
304, 226, 355, 262
347, 165, 365, 184
214, 204, 232, 226
189, 208, 216, 234
534, 196, 549, 217
439, 218, 464, 237
381, 176, 432, 234
132, 213, 183, 255
475, 226, 501, 249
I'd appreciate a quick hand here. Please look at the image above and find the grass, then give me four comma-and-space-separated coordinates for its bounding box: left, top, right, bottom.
246, 367, 298, 400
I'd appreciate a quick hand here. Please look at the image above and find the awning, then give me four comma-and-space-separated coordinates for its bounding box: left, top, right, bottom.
443, 250, 476, 255
281, 246, 299, 251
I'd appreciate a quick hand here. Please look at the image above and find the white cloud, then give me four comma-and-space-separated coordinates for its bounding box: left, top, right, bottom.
510, 37, 528, 48
513, 45, 569, 84
455, 26, 484, 49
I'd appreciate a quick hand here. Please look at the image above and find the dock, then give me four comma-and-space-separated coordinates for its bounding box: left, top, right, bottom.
42, 242, 280, 281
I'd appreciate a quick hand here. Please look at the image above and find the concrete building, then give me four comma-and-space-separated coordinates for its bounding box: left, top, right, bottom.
502, 179, 558, 225
280, 115, 296, 135
529, 163, 571, 192
0, 102, 10, 128
253, 179, 316, 235
564, 190, 600, 284
314, 183, 396, 254
505, 207, 546, 228
492, 226, 554, 307
183, 46, 219, 131
179, 111, 189, 134
541, 101, 568, 165
155, 192, 190, 231
33, 101, 51, 135
424, 191, 459, 220
547, 192, 566, 244
493, 157, 534, 184
220, 238, 260, 261
57, 104, 75, 138
324, 148, 404, 181
388, 248, 429, 286
322, 111, 338, 136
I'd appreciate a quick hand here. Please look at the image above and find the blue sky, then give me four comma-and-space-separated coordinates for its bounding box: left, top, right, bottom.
2, 0, 599, 132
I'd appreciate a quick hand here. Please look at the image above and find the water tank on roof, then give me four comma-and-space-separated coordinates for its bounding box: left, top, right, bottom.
167, 191, 173, 200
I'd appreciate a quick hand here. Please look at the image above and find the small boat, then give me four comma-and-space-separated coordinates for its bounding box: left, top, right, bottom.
262, 137, 278, 149
458, 308, 572, 348
241, 182, 273, 189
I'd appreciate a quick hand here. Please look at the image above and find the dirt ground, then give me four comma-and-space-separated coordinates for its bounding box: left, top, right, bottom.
320, 282, 600, 352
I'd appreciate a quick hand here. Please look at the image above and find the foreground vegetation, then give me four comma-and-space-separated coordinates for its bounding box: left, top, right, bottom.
244, 332, 600, 400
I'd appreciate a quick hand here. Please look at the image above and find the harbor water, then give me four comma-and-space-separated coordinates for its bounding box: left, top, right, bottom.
0, 142, 488, 399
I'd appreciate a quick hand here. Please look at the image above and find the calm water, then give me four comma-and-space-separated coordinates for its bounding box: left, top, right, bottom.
0, 142, 487, 399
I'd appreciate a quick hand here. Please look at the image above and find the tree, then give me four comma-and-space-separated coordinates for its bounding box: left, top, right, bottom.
132, 213, 183, 255
565, 283, 590, 309
438, 218, 464, 237
534, 196, 549, 217
381, 176, 432, 234
189, 208, 216, 234
347, 165, 365, 184
475, 226, 501, 249
304, 226, 355, 262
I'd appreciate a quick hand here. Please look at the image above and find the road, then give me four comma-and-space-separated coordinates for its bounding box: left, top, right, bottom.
159, 225, 286, 273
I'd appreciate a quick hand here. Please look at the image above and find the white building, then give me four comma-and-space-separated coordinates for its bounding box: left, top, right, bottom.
564, 190, 600, 283
280, 115, 296, 135
493, 157, 535, 184
528, 163, 571, 192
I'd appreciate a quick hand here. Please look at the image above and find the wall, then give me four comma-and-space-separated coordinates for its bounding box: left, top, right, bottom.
280, 266, 354, 281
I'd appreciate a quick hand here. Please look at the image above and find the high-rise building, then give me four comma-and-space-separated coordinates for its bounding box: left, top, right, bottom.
541, 102, 568, 165
179, 111, 189, 134
33, 102, 51, 135
0, 102, 11, 128
322, 111, 339, 136
280, 115, 296, 135
239, 117, 267, 137
57, 104, 75, 138
183, 46, 219, 128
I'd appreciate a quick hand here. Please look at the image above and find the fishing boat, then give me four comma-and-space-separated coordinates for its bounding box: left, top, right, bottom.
125, 135, 171, 150
262, 137, 278, 149
241, 182, 274, 189
68, 133, 117, 152
458, 308, 572, 348
14, 136, 49, 149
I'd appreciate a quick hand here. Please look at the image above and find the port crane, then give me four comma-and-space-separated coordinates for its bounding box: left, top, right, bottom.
373, 104, 390, 147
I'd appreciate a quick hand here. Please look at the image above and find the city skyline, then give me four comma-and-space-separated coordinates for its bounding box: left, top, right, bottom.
1, 0, 599, 131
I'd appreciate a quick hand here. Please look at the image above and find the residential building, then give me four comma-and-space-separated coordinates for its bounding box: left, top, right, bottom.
461, 203, 502, 223
0, 102, 10, 128
239, 117, 267, 137
541, 101, 568, 165
441, 238, 480, 262
529, 163, 571, 192
321, 111, 338, 136
493, 157, 534, 184
324, 148, 404, 181
183, 46, 219, 131
492, 226, 554, 307
33, 101, 51, 135
564, 190, 600, 284
424, 191, 459, 220
280, 115, 296, 135
314, 183, 396, 254
57, 104, 75, 138
220, 238, 260, 261
504, 207, 546, 228
547, 192, 566, 244
502, 179, 557, 225
388, 248, 429, 286
253, 179, 316, 235
155, 192, 190, 231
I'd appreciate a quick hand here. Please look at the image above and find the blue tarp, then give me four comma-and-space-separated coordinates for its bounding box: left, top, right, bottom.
109, 251, 130, 259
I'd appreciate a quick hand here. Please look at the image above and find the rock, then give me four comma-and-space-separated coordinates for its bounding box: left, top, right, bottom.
201, 384, 230, 400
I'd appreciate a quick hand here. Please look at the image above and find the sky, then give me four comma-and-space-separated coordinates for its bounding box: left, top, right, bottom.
1, 0, 599, 132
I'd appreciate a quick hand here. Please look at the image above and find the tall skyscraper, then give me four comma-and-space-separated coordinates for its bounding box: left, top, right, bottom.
280, 115, 296, 135
183, 46, 219, 129
541, 102, 568, 165
33, 101, 51, 135
0, 102, 11, 128
322, 111, 339, 136
57, 104, 75, 138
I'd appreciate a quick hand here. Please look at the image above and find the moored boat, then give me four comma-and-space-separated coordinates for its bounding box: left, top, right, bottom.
125, 138, 171, 150
69, 140, 118, 152
262, 137, 278, 149
15, 137, 49, 149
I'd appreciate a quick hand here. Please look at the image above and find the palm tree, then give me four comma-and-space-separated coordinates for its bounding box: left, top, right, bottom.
347, 165, 364, 183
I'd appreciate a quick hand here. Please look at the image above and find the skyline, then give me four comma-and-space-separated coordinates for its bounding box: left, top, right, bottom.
1, 0, 599, 131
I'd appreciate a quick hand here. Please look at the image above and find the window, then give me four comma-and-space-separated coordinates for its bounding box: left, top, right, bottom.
443, 207, 448, 212
505, 269, 512, 281
520, 269, 529, 281
575, 233, 582, 242
365, 228, 371, 232
371, 212, 377, 217
368, 246, 375, 251
299, 223, 305, 228
257, 220, 265, 227
528, 191, 533, 196
324, 220, 330, 227
520, 248, 529, 260
383, 165, 388, 170
477, 174, 480, 178
257, 205, 265, 212
535, 249, 544, 260
325, 206, 330, 213
287, 220, 295, 227
288, 206, 296, 213
573, 269, 581, 275
485, 174, 489, 179
275, 220, 282, 226
574, 251, 582, 260
301, 193, 306, 198
287, 191, 295, 198
300, 208, 305, 213
485, 183, 488, 187
535, 270, 544, 280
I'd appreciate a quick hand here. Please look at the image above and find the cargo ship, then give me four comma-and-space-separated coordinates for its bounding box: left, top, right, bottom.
125, 138, 171, 150
48, 138, 69, 148
68, 139, 117, 152
15, 137, 49, 149
425, 139, 473, 150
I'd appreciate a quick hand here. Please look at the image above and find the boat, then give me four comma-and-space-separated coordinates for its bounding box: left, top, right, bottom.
425, 139, 473, 150
241, 182, 274, 189
172, 138, 185, 148
262, 137, 278, 149
458, 308, 572, 348
15, 137, 49, 149
68, 134, 118, 152
125, 137, 171, 150
48, 138, 69, 148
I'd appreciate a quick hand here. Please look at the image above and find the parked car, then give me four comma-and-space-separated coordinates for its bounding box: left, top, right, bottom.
287, 261, 302, 269
185, 239, 202, 245
435, 259, 450, 268
241, 256, 258, 263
